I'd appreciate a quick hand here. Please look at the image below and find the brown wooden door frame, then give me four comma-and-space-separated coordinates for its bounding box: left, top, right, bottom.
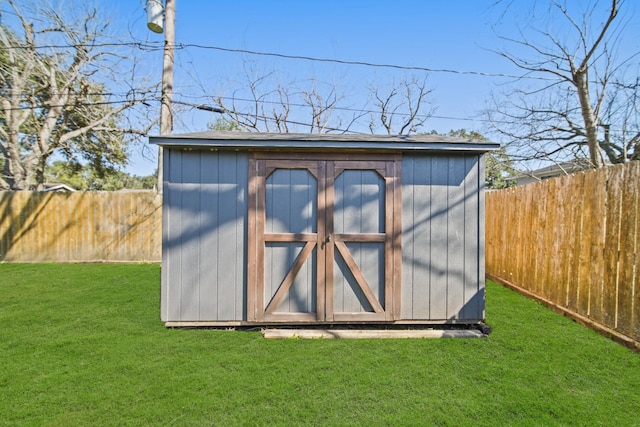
247, 152, 402, 323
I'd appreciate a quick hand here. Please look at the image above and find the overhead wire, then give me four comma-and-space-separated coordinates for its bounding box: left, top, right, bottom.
0, 40, 553, 81
0, 94, 155, 112
178, 44, 551, 80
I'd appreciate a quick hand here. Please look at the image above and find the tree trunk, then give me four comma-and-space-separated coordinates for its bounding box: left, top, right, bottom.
575, 66, 603, 168
7, 131, 27, 190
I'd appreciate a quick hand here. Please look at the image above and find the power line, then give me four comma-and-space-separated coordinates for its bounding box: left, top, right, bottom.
0, 98, 152, 112
0, 40, 552, 81
183, 44, 544, 80
0, 41, 164, 52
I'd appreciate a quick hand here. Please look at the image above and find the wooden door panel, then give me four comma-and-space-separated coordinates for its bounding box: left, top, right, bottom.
329, 166, 389, 320
248, 153, 401, 323
332, 242, 385, 319
333, 169, 385, 234
264, 242, 317, 316
265, 169, 317, 234
260, 162, 321, 322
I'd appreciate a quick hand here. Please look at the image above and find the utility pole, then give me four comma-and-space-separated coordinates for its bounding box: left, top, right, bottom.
157, 0, 174, 193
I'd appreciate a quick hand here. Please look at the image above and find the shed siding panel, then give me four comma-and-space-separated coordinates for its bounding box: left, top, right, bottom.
400, 157, 414, 319
180, 151, 202, 320
162, 150, 248, 322
475, 155, 486, 320
161, 159, 168, 321
234, 154, 249, 320
463, 155, 482, 319
401, 157, 430, 319
164, 150, 183, 322
401, 154, 483, 321
428, 157, 450, 319
446, 157, 467, 319
217, 154, 247, 320
198, 153, 220, 320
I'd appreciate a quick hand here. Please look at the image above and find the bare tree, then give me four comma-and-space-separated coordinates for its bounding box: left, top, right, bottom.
301, 79, 341, 134
369, 75, 434, 135
0, 0, 156, 190
207, 63, 433, 135
213, 65, 357, 134
489, 0, 638, 169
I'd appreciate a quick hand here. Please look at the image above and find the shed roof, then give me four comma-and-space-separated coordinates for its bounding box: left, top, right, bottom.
150, 131, 500, 153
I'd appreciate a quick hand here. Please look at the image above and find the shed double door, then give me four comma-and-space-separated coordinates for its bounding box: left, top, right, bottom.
248, 153, 402, 323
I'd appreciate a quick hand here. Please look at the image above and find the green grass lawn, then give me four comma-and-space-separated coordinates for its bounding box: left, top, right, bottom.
0, 264, 638, 426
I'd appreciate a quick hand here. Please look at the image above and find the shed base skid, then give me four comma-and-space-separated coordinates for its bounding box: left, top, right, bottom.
262, 328, 484, 339
163, 321, 491, 339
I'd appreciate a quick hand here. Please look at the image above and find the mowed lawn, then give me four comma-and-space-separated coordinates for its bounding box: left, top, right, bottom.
1, 264, 638, 426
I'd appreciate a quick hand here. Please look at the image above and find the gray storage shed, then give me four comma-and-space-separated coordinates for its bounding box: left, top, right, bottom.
150, 132, 500, 327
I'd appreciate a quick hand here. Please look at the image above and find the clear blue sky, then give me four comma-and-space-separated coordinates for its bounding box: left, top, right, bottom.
12, 1, 640, 175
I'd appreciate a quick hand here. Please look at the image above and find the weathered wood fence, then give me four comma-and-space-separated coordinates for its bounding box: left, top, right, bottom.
486, 161, 640, 349
0, 191, 161, 262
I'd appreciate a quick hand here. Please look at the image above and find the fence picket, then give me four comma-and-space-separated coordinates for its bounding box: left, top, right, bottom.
565, 172, 584, 312
603, 165, 625, 328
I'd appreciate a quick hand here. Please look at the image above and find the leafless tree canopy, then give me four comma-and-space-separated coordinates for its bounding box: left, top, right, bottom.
489, 0, 639, 170
207, 62, 434, 136
0, 0, 156, 190
369, 76, 434, 135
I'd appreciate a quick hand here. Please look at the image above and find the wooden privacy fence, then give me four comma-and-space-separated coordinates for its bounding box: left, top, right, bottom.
0, 191, 161, 262
486, 161, 640, 349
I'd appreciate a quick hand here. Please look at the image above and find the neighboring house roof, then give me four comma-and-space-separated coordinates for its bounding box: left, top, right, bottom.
42, 183, 76, 192
511, 159, 593, 186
